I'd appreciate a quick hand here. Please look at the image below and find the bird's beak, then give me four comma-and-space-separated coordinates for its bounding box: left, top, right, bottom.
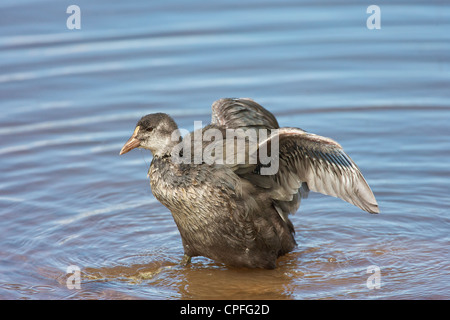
119, 126, 141, 155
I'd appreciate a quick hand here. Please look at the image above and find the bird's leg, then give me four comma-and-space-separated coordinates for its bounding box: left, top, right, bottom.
180, 254, 192, 266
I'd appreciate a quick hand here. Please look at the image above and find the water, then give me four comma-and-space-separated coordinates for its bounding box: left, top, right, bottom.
0, 0, 449, 300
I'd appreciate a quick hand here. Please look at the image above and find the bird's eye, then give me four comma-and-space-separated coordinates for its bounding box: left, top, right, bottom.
146, 127, 154, 132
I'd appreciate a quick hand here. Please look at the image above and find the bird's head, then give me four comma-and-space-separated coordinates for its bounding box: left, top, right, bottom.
119, 113, 180, 157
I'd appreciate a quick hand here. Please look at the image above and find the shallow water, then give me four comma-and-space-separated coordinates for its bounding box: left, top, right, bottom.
0, 0, 449, 300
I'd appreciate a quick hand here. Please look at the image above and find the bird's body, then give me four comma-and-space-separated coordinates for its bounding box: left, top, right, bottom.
120, 98, 379, 269
149, 156, 296, 269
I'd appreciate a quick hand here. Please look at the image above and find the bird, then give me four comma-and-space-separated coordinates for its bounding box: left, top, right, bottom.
119, 98, 379, 269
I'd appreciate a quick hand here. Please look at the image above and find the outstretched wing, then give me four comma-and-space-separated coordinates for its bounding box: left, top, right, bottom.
258, 128, 379, 214
209, 98, 379, 214
211, 98, 279, 129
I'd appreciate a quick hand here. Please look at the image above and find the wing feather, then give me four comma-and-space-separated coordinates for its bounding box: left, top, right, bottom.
211, 98, 279, 129
258, 128, 379, 213
209, 98, 379, 214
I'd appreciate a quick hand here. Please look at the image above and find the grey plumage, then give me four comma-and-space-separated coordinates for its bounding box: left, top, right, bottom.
120, 98, 379, 269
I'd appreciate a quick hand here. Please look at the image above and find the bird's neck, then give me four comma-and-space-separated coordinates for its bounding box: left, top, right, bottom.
149, 137, 181, 158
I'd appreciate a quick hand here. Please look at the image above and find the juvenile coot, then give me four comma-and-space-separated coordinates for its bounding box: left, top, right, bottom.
120, 98, 379, 269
